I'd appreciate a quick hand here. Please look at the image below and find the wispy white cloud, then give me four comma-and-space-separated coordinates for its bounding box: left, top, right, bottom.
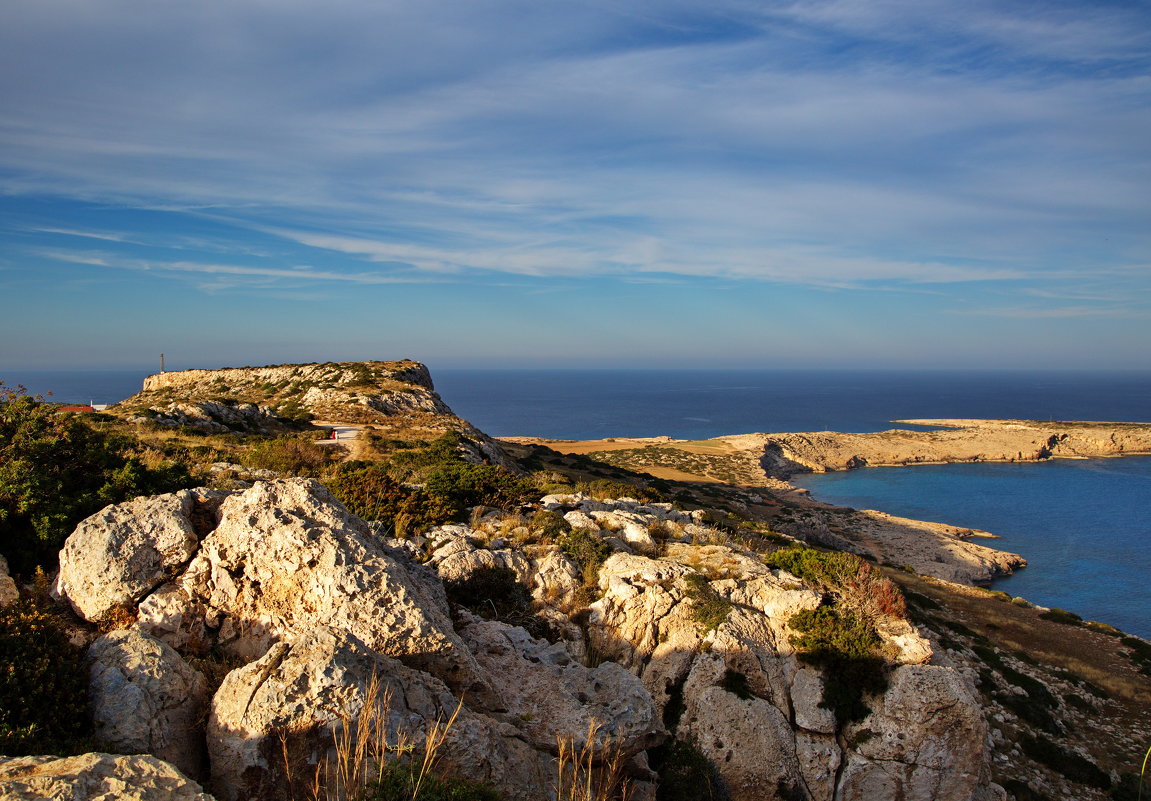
2, 0, 1149, 323
38, 251, 444, 286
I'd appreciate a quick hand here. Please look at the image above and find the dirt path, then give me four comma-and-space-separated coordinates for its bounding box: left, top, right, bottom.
313, 421, 366, 459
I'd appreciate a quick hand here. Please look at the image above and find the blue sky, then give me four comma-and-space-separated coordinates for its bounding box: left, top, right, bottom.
2, 0, 1149, 370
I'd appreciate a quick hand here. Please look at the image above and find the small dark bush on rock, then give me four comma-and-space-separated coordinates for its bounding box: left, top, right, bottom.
650, 739, 721, 801
788, 604, 888, 726
0, 598, 93, 755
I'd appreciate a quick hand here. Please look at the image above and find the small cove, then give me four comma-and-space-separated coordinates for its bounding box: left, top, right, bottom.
791, 456, 1151, 639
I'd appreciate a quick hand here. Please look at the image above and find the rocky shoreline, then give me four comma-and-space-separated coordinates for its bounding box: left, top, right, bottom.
502, 417, 1151, 585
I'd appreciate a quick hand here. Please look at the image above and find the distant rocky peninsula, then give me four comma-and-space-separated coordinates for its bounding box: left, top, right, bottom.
507, 419, 1151, 585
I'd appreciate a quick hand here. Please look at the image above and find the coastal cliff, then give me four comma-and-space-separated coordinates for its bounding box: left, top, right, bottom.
115, 360, 455, 433
2, 363, 1148, 801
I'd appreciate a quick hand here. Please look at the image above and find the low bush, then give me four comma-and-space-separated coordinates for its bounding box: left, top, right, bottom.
0, 598, 93, 755
577, 479, 660, 503
422, 463, 537, 514
787, 604, 888, 726
1121, 636, 1151, 676
530, 510, 571, 540
325, 464, 456, 536
1038, 608, 1083, 626
764, 547, 905, 621
683, 574, 732, 634
1084, 621, 1123, 637
244, 436, 337, 475
557, 528, 613, 586
649, 739, 721, 801
0, 384, 195, 572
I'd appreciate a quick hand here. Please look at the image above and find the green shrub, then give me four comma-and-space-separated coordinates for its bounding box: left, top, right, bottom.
787, 605, 887, 726
0, 384, 195, 572
683, 574, 732, 635
557, 528, 613, 585
325, 464, 456, 536
1121, 636, 1151, 675
1039, 608, 1083, 626
243, 436, 336, 476
359, 759, 503, 800
1084, 621, 1123, 637
423, 463, 537, 514
0, 599, 93, 755
763, 547, 905, 621
577, 479, 660, 503
649, 739, 720, 801
530, 510, 571, 540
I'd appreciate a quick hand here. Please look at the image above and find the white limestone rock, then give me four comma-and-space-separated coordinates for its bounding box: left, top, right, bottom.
88, 627, 209, 780
207, 626, 550, 801
458, 616, 663, 755
57, 489, 223, 622
177, 479, 486, 692
0, 753, 214, 801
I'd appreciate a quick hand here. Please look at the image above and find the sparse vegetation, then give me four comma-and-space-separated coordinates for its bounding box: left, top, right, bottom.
557, 528, 613, 591
245, 435, 340, 476
764, 547, 905, 622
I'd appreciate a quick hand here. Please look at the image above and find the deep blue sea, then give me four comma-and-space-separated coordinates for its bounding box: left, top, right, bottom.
4, 367, 1150, 637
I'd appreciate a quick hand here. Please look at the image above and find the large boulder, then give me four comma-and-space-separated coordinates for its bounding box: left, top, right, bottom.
57, 489, 224, 622
207, 626, 550, 801
88, 627, 209, 780
837, 665, 992, 801
0, 753, 214, 800
458, 615, 662, 755
176, 480, 487, 693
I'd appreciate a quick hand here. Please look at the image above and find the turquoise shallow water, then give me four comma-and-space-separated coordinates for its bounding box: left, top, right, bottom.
791, 456, 1151, 639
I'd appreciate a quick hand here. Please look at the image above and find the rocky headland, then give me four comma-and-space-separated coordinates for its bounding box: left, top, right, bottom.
2, 363, 1149, 801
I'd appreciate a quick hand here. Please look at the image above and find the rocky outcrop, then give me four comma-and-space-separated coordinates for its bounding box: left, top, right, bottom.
88, 628, 210, 780
118, 360, 453, 430
577, 540, 991, 801
54, 481, 664, 801
0, 553, 18, 608
48, 479, 1004, 801
0, 753, 214, 801
56, 489, 225, 622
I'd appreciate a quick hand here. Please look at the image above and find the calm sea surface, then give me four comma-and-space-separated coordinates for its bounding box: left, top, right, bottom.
4, 367, 1150, 636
